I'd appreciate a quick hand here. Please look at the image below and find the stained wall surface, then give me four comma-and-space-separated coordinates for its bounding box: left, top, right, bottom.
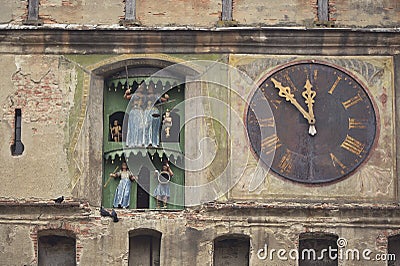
0, 0, 399, 265
0, 0, 399, 27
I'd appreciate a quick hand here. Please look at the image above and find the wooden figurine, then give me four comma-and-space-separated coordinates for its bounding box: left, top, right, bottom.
162, 109, 172, 138
110, 162, 137, 209
110, 120, 122, 142
153, 162, 174, 208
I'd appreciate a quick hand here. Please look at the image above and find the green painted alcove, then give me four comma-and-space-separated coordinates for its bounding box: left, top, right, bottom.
102, 76, 185, 210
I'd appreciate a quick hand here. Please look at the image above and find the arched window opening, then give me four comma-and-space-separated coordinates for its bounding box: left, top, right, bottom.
102, 65, 185, 210
129, 229, 162, 266
299, 232, 338, 266
38, 231, 76, 266
25, 0, 42, 25
213, 234, 250, 266
388, 234, 400, 266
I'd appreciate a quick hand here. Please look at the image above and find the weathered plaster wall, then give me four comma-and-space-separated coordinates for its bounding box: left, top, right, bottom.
0, 204, 397, 265
333, 0, 400, 28
136, 0, 221, 27
0, 1, 398, 266
0, 30, 397, 265
0, 0, 23, 24
38, 0, 124, 25
0, 53, 396, 204
1, 0, 399, 28
0, 55, 75, 199
233, 0, 316, 26
0, 224, 35, 265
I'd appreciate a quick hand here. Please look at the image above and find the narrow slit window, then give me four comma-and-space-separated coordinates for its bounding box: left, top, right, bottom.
125, 0, 136, 21
25, 0, 42, 25
221, 0, 233, 21
318, 0, 329, 22
11, 109, 24, 156
121, 0, 140, 26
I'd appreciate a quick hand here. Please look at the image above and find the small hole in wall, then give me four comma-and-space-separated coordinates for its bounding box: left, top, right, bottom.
11, 109, 24, 156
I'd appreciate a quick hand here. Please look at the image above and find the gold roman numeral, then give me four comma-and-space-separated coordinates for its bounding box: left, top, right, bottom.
261, 134, 282, 155
313, 69, 318, 81
340, 135, 365, 156
330, 153, 346, 174
284, 74, 298, 92
342, 93, 363, 109
263, 94, 282, 110
348, 118, 367, 129
328, 76, 342, 95
259, 117, 275, 128
269, 99, 282, 110
279, 149, 294, 174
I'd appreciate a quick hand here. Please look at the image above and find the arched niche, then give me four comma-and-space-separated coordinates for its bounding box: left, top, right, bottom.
38, 230, 77, 266
76, 56, 199, 208
388, 234, 400, 266
213, 234, 250, 266
299, 232, 338, 266
128, 228, 162, 266
108, 111, 128, 142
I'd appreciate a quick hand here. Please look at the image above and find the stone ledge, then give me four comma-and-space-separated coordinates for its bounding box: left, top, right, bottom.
22, 20, 43, 26
0, 198, 91, 218
195, 201, 400, 224
119, 19, 142, 27
0, 27, 399, 55
201, 201, 400, 211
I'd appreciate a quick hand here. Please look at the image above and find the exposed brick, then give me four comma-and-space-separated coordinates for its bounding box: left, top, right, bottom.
3, 70, 67, 131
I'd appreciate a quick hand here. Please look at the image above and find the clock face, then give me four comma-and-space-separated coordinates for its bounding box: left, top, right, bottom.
246, 61, 377, 184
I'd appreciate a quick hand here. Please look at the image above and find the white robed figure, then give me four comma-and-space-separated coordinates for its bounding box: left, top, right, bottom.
111, 162, 137, 208
144, 100, 161, 146
126, 97, 145, 147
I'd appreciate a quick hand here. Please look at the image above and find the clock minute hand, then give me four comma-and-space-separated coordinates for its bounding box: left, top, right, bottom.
302, 78, 316, 124
271, 78, 313, 124
301, 78, 317, 136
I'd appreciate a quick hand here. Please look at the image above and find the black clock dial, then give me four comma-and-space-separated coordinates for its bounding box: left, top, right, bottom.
246, 61, 377, 184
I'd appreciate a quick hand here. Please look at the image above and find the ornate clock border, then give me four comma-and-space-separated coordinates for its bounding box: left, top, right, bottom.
245, 59, 381, 185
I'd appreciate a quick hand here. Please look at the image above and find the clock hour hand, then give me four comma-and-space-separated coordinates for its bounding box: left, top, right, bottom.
271, 78, 311, 121
271, 78, 316, 136
302, 78, 317, 136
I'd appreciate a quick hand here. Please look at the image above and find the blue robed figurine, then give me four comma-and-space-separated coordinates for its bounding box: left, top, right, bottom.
144, 99, 161, 147
126, 96, 145, 147
111, 162, 137, 208
154, 162, 174, 208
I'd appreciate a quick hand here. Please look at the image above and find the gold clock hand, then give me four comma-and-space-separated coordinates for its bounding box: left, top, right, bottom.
302, 78, 317, 136
271, 78, 313, 124
302, 78, 316, 124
